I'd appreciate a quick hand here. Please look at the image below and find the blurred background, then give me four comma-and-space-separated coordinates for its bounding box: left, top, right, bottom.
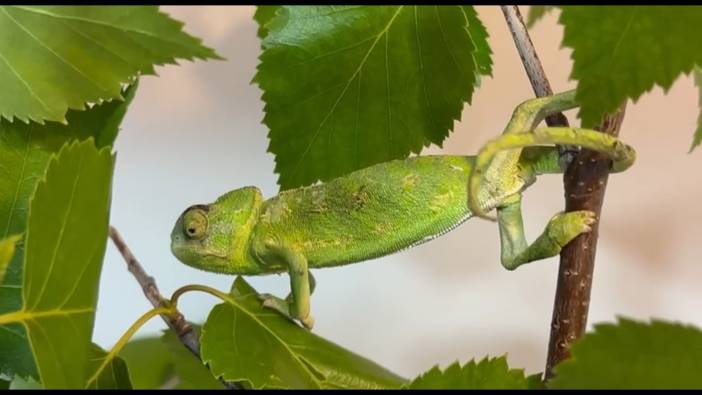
96, 6, 702, 378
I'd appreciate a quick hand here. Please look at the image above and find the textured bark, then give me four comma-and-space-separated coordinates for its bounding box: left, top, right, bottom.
544, 105, 627, 379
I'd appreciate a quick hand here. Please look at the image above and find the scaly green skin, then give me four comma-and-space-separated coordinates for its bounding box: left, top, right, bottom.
170, 90, 636, 329
256, 155, 476, 271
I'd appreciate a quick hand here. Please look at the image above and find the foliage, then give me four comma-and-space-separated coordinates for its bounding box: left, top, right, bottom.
119, 337, 173, 389
86, 344, 132, 389
559, 6, 702, 128
549, 318, 702, 389
0, 5, 220, 123
0, 4, 700, 390
692, 67, 702, 152
0, 83, 137, 380
252, 5, 279, 39
119, 329, 223, 389
526, 5, 555, 28
529, 6, 702, 149
0, 235, 20, 284
0, 5, 215, 385
201, 277, 407, 389
255, 5, 492, 189
407, 356, 540, 389
0, 140, 113, 388
161, 329, 224, 389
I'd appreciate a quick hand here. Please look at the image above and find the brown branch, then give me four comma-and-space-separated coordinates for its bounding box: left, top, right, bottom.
544, 104, 627, 379
500, 5, 629, 380
108, 226, 241, 390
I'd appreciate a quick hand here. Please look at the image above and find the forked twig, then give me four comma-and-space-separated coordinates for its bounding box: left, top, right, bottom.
108, 226, 241, 390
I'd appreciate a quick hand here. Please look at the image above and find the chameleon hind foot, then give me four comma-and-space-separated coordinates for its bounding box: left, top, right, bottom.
545, 210, 597, 248
258, 293, 315, 330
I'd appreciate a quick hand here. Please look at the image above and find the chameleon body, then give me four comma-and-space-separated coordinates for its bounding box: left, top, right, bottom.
170, 90, 636, 329
257, 155, 476, 270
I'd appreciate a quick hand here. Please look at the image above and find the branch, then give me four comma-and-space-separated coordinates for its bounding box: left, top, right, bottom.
108, 226, 241, 390
500, 5, 577, 168
544, 104, 627, 379
499, 5, 628, 380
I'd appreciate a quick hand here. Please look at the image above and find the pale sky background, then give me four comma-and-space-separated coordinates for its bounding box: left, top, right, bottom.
94, 6, 702, 378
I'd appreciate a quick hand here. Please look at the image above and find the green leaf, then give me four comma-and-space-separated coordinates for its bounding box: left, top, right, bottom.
526, 6, 555, 28
0, 5, 220, 123
407, 356, 536, 389
0, 139, 114, 388
86, 344, 132, 389
120, 331, 222, 389
256, 5, 491, 189
461, 6, 492, 77
559, 6, 702, 127
690, 67, 702, 152
8, 375, 41, 389
527, 372, 545, 389
0, 234, 20, 284
0, 234, 21, 378
120, 336, 174, 389
161, 328, 223, 389
0, 83, 136, 380
201, 277, 407, 389
254, 6, 280, 39
548, 318, 702, 389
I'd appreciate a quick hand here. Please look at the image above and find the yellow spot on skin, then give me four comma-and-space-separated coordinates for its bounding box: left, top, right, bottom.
402, 173, 419, 190
310, 191, 328, 213
352, 186, 370, 209
300, 238, 347, 251
374, 222, 392, 235
430, 191, 453, 212
260, 210, 271, 223
269, 203, 291, 222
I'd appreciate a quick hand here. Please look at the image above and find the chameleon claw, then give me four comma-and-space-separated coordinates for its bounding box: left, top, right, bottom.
475, 212, 498, 222
258, 293, 292, 316
300, 315, 314, 331
470, 201, 498, 222
258, 293, 315, 330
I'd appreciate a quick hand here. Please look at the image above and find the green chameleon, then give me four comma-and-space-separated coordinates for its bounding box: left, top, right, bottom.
170, 90, 635, 330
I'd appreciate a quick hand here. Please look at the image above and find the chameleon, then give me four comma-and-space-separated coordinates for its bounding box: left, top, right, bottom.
170, 90, 636, 330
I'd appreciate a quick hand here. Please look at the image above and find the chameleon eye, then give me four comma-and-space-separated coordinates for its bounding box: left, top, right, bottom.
182, 208, 208, 240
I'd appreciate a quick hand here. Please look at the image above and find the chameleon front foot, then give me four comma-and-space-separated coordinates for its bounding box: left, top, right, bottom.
258, 293, 315, 330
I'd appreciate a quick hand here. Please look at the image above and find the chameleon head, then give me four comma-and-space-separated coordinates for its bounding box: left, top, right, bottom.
170, 186, 264, 274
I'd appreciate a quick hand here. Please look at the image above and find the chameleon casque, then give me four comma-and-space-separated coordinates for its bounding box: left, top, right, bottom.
170, 90, 636, 329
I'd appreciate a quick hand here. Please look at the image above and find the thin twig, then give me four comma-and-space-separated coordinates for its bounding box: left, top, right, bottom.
544, 104, 627, 379
500, 5, 578, 168
108, 226, 241, 390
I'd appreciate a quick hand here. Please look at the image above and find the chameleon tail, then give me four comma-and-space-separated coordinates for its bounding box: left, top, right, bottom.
468, 127, 636, 219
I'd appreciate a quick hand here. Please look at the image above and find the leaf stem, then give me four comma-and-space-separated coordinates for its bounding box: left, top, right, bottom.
0, 310, 23, 325
170, 284, 232, 307
85, 306, 174, 387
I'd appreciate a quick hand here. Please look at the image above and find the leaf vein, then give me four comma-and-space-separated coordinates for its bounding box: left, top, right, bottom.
287, 6, 405, 181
